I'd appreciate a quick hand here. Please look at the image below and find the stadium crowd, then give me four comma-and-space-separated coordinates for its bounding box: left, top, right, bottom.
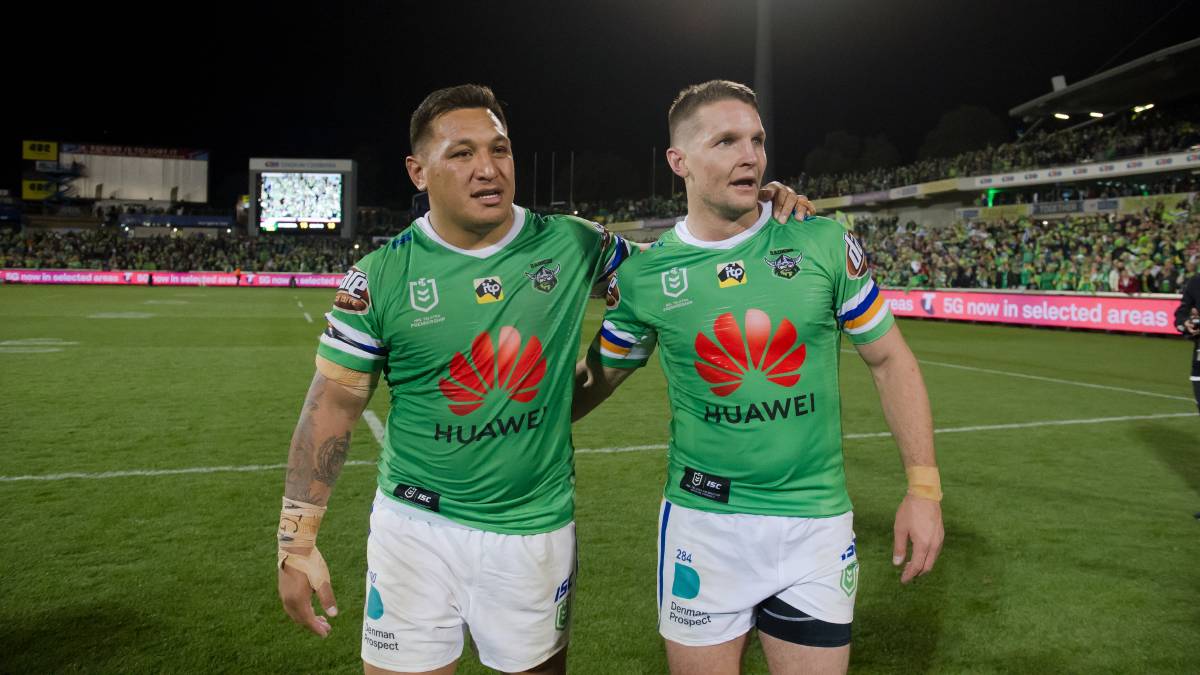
0, 229, 365, 274
858, 204, 1200, 294
792, 114, 1199, 200
5, 200, 1197, 296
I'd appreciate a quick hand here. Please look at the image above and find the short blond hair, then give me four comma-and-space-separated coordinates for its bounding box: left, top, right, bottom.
668, 80, 758, 144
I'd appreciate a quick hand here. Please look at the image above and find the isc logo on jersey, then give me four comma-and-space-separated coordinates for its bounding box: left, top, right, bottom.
716, 261, 747, 288
474, 276, 504, 303
334, 267, 370, 314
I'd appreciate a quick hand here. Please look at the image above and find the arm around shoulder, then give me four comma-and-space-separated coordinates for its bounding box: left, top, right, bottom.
572, 348, 637, 422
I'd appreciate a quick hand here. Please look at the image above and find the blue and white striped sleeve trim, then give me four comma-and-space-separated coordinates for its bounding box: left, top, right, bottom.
596, 234, 633, 285
598, 320, 655, 362
835, 279, 890, 336
320, 312, 386, 362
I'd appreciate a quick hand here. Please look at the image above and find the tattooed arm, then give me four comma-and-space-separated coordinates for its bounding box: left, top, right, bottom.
278, 367, 376, 637
284, 370, 369, 505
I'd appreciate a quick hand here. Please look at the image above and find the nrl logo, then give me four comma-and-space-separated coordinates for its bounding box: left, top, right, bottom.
409, 278, 439, 312
524, 263, 561, 293
763, 252, 803, 279
661, 267, 689, 298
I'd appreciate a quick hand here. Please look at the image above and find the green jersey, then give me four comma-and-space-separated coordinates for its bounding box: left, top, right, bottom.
595, 210, 894, 517
317, 206, 633, 534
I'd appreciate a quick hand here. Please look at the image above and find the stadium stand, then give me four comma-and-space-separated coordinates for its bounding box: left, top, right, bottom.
6, 197, 1196, 295
0, 229, 366, 274
790, 111, 1199, 200
856, 208, 1200, 294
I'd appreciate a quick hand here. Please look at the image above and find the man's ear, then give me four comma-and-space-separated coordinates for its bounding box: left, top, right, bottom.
666, 146, 689, 179
405, 155, 427, 191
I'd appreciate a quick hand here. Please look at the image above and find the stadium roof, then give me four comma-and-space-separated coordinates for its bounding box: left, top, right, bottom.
1009, 37, 1200, 119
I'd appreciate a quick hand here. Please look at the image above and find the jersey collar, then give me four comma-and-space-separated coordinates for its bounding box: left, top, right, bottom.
674, 201, 772, 250
415, 205, 526, 259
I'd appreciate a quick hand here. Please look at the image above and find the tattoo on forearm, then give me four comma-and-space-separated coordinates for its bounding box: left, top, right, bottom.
313, 432, 351, 487
283, 381, 333, 504
283, 375, 357, 505
284, 438, 320, 505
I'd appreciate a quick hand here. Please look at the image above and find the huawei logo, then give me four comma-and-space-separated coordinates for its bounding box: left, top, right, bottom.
438, 327, 546, 415
694, 309, 806, 397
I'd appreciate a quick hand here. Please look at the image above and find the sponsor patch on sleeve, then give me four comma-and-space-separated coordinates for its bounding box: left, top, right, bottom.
591, 220, 613, 251
334, 267, 371, 314
605, 275, 621, 309
844, 233, 868, 279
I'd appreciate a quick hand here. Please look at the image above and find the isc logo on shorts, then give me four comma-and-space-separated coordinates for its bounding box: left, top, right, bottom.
716, 261, 747, 288
474, 276, 504, 303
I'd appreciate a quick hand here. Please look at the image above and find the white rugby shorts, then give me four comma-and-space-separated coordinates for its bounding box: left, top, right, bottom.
656, 500, 859, 646
362, 490, 576, 672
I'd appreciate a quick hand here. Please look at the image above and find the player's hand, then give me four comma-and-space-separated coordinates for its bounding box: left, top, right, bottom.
759, 181, 816, 221
892, 495, 943, 584
278, 555, 338, 638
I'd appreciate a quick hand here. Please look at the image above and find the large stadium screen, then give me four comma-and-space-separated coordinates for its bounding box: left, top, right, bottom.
257, 172, 343, 233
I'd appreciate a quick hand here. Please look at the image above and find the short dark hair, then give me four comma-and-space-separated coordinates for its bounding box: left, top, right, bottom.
409, 84, 507, 153
668, 80, 758, 144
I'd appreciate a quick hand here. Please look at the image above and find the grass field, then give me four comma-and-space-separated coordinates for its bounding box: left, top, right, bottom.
1, 284, 1197, 674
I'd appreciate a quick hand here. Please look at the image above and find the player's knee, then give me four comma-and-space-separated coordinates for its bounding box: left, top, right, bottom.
754, 596, 851, 648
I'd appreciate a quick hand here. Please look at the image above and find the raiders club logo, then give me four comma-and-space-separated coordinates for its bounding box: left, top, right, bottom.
524, 261, 561, 294
334, 267, 370, 314
763, 250, 803, 279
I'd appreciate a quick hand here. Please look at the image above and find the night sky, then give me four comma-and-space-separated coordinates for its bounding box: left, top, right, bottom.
8, 0, 1198, 209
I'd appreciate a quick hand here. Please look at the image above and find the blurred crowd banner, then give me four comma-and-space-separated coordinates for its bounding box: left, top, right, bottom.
1, 270, 1183, 335
963, 151, 1200, 191
1, 269, 342, 288
116, 214, 236, 228
956, 192, 1195, 223
881, 288, 1179, 335
812, 151, 1200, 209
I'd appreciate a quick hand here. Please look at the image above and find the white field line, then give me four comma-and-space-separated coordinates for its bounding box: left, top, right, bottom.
840, 349, 1192, 402
0, 348, 63, 353
840, 412, 1196, 439
2, 412, 1192, 483
0, 338, 77, 354
363, 410, 386, 443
